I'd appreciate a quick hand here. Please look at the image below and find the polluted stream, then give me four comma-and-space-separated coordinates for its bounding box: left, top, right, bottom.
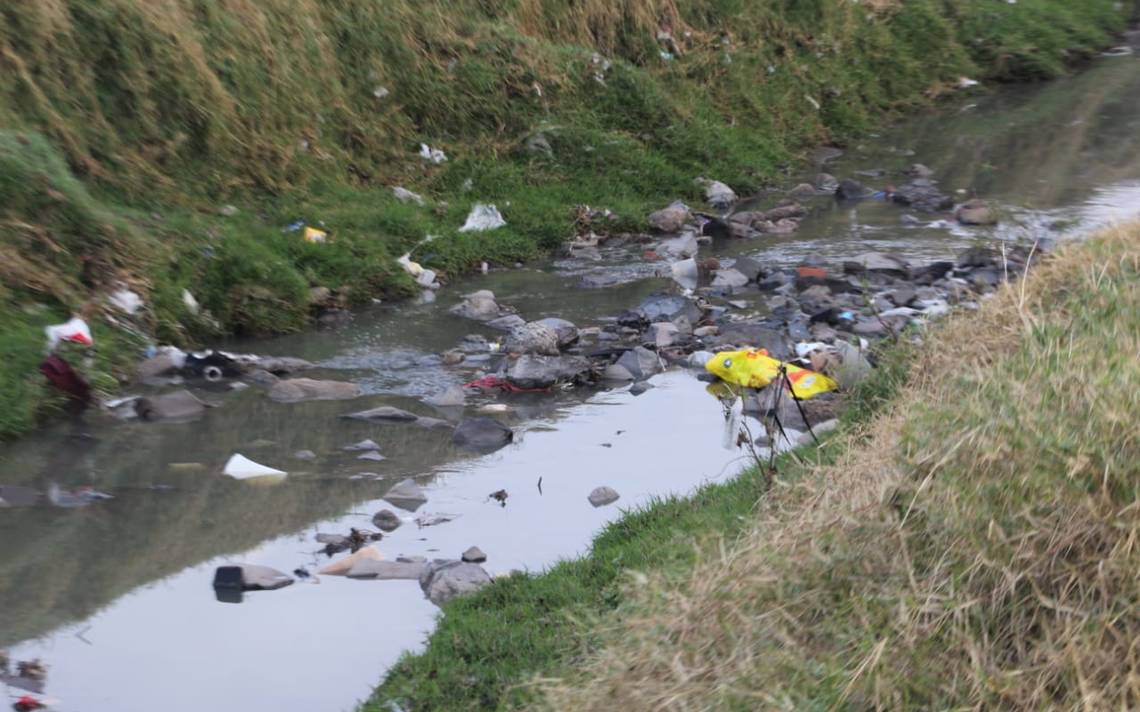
3, 44, 1140, 711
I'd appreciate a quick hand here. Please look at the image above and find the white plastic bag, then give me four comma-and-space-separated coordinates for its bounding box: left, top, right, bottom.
45, 317, 93, 351
459, 204, 506, 232
419, 143, 447, 164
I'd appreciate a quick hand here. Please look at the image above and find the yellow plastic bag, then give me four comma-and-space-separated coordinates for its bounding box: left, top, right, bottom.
704, 348, 838, 400
303, 226, 328, 243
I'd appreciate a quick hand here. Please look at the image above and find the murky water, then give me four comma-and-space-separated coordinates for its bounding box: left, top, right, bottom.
3, 46, 1140, 712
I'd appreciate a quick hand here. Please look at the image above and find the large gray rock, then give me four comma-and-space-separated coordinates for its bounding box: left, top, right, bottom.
633, 294, 701, 325
506, 354, 592, 389
699, 178, 737, 210
603, 364, 635, 382
419, 560, 493, 606
485, 314, 527, 332
616, 346, 663, 381
135, 390, 208, 421
136, 353, 181, 381
452, 417, 513, 453
846, 252, 910, 277
450, 290, 505, 321
712, 268, 749, 290
588, 486, 621, 508
505, 322, 560, 356
535, 318, 579, 349
340, 405, 419, 422
656, 234, 699, 260
269, 378, 361, 403
891, 179, 953, 212
343, 438, 381, 451
713, 324, 791, 359
647, 201, 690, 233
384, 478, 428, 511
347, 560, 428, 580
424, 386, 466, 408
956, 199, 998, 226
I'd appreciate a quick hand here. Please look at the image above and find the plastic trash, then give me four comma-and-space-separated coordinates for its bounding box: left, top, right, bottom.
705, 348, 838, 400
39, 355, 91, 405
794, 342, 830, 358
303, 226, 328, 243
392, 186, 426, 205
398, 253, 424, 277
223, 454, 286, 482
44, 317, 93, 351
419, 143, 447, 164
721, 395, 744, 450
109, 288, 144, 315
284, 220, 306, 233
459, 204, 506, 232
182, 290, 200, 314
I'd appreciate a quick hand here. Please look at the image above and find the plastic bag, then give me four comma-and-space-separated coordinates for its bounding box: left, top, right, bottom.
459, 204, 506, 232
45, 317, 93, 351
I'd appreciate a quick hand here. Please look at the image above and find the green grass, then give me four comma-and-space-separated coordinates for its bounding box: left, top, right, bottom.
534, 226, 1140, 709
0, 0, 1131, 438
366, 347, 915, 710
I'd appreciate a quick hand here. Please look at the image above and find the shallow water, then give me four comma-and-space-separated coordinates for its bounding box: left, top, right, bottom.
2, 48, 1140, 712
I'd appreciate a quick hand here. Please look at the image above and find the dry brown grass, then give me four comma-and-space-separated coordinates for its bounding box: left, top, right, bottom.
539, 225, 1140, 710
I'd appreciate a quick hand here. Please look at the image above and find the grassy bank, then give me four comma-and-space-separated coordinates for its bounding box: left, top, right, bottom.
0, 0, 1130, 438
370, 225, 1139, 709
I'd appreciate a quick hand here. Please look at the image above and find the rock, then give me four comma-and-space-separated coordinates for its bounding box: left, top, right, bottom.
698, 179, 736, 210
256, 356, 316, 375
712, 268, 749, 290
268, 378, 361, 403
634, 294, 701, 325
347, 560, 428, 580
343, 439, 381, 452
906, 163, 934, 178
392, 186, 426, 205
319, 546, 383, 576
505, 322, 560, 356
671, 257, 699, 290
656, 233, 699, 260
887, 286, 917, 307
452, 417, 513, 453
629, 381, 654, 396
693, 326, 718, 338
424, 386, 466, 408
341, 406, 419, 422
647, 201, 690, 233
956, 246, 998, 269
603, 364, 635, 381
245, 369, 280, 387
461, 546, 488, 563
506, 354, 592, 389
231, 564, 293, 591
293, 449, 316, 461
415, 416, 455, 431
385, 478, 428, 511
135, 390, 207, 421
852, 318, 888, 337
813, 173, 839, 192
535, 318, 579, 349
219, 204, 239, 217
419, 560, 493, 606
486, 314, 527, 331
831, 341, 874, 389
315, 533, 350, 548
788, 183, 817, 199
713, 324, 792, 359
956, 199, 998, 225
525, 132, 553, 157
846, 252, 910, 277
891, 180, 953, 212
616, 346, 662, 381
309, 286, 333, 306
372, 509, 403, 532
646, 322, 680, 349
731, 255, 764, 282
450, 290, 505, 321
588, 486, 620, 507
441, 350, 466, 365
836, 179, 868, 200
357, 451, 387, 462
136, 352, 183, 381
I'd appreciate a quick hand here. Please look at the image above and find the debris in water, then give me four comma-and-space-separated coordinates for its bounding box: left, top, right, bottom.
415, 513, 459, 528
47, 484, 112, 508
222, 454, 286, 482
488, 489, 508, 507
319, 546, 383, 576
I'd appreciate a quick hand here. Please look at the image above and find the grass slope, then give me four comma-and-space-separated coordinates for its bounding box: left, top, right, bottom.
0, 0, 1130, 439
536, 225, 1140, 709
372, 226, 1140, 710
